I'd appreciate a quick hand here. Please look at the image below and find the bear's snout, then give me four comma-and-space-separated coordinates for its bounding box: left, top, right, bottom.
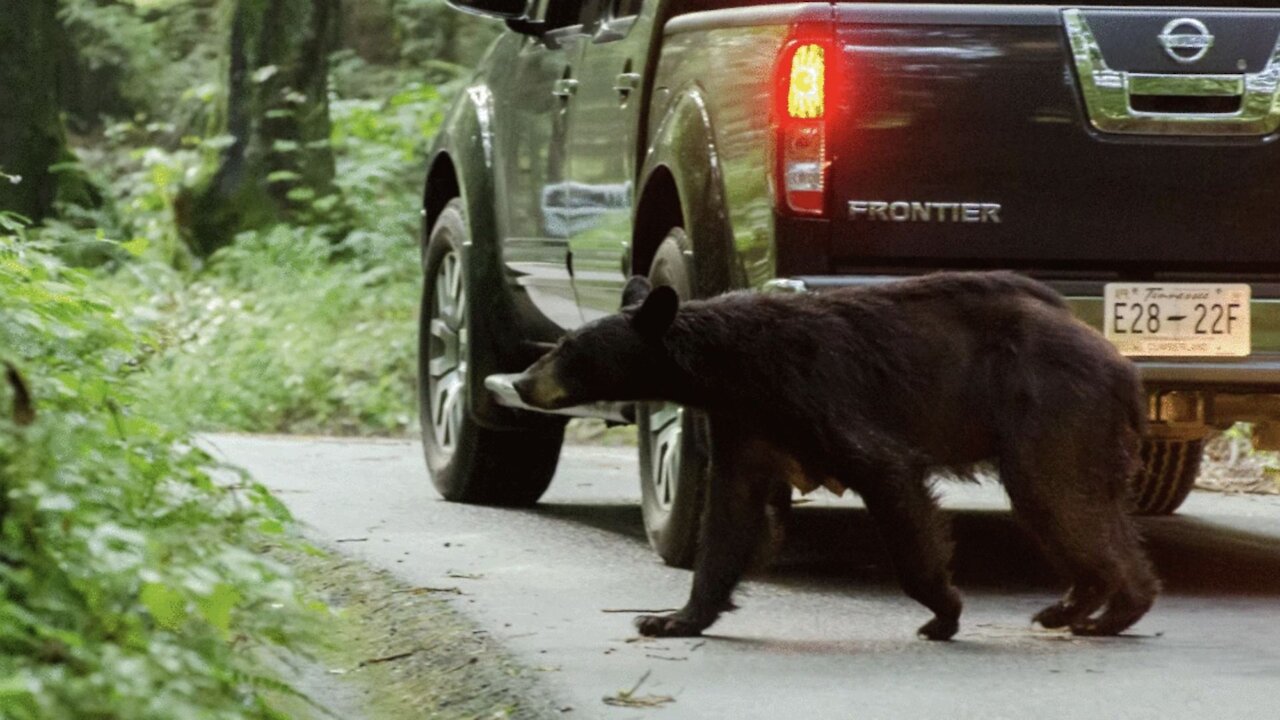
513, 371, 569, 410
512, 374, 536, 403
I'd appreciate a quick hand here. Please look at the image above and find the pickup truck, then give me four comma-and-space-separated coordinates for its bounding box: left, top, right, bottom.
421, 0, 1280, 566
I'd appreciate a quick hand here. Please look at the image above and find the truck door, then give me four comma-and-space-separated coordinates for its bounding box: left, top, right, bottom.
565, 0, 654, 323
497, 0, 593, 329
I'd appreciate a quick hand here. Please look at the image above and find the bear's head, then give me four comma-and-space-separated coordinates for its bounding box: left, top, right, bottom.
513, 277, 682, 410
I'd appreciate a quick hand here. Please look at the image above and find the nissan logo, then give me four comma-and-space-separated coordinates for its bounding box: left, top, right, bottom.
1159, 18, 1214, 64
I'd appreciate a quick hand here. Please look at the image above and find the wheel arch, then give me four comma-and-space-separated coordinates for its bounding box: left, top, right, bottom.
423, 83, 501, 257
636, 84, 742, 297
424, 152, 460, 238
632, 165, 683, 277
423, 88, 551, 430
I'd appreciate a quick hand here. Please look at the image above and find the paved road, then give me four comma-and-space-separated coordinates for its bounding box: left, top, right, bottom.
207, 435, 1280, 720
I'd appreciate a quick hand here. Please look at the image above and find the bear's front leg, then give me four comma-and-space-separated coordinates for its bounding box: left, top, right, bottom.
635, 423, 778, 638
854, 467, 963, 641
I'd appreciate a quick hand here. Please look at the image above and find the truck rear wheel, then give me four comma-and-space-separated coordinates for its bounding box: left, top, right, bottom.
637, 230, 711, 567
1131, 427, 1206, 516
420, 199, 563, 506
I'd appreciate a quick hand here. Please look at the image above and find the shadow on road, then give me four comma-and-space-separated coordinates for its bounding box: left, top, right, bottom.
530, 500, 1280, 597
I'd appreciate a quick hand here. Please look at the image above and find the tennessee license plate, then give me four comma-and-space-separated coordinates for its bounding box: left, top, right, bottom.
1104, 283, 1250, 357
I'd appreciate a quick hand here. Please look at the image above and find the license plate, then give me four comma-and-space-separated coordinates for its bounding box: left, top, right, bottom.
1104, 283, 1250, 357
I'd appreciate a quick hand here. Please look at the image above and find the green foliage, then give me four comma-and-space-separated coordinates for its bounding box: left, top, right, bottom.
44, 0, 462, 437
130, 224, 420, 435
337, 0, 500, 78
115, 79, 448, 435
392, 0, 501, 71
1, 2, 483, 717
58, 0, 224, 134
0, 223, 317, 719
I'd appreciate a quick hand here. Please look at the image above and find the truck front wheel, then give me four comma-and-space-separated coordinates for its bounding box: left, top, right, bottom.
420, 199, 563, 506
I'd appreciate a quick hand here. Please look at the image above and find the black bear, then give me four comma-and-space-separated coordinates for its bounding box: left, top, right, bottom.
513, 271, 1157, 640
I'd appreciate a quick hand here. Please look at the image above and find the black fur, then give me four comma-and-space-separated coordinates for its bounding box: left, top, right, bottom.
514, 271, 1156, 640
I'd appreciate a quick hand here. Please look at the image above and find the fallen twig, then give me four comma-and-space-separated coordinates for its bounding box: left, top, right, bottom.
357, 650, 416, 668
445, 656, 480, 673
389, 586, 463, 596
601, 608, 678, 614
602, 670, 675, 708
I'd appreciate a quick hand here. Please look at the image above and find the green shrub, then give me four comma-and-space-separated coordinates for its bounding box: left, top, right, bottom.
131, 224, 420, 435
0, 217, 316, 719
58, 0, 224, 135
119, 81, 448, 436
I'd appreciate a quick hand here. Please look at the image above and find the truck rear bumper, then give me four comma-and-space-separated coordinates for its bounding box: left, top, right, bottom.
765, 275, 1280, 429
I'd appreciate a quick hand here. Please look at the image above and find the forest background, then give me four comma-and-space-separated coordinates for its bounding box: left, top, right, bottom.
0, 1, 497, 716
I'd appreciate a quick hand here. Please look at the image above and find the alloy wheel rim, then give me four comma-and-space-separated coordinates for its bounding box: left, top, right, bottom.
427, 249, 467, 456
649, 403, 683, 511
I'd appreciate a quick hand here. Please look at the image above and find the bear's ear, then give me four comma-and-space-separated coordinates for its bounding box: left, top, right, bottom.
621, 275, 652, 309
631, 284, 679, 340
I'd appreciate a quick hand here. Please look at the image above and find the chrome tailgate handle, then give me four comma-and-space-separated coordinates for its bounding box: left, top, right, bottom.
1064, 9, 1280, 136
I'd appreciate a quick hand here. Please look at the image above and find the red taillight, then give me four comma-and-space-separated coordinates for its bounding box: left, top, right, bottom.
774, 31, 834, 217
787, 43, 825, 120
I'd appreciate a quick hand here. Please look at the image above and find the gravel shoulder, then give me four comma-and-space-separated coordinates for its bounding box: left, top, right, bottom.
269, 546, 564, 720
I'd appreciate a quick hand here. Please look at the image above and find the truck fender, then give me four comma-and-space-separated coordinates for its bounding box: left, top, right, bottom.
424, 85, 552, 430
425, 84, 498, 261
637, 83, 745, 297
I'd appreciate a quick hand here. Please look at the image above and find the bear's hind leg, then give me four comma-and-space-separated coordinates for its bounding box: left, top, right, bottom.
1069, 513, 1158, 636
855, 471, 963, 641
635, 422, 777, 638
1032, 579, 1107, 630
1002, 453, 1155, 636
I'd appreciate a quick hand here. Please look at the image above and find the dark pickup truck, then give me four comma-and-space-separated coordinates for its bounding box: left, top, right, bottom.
421, 0, 1280, 565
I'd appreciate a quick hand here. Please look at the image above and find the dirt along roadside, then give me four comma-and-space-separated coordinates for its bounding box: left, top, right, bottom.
267, 545, 565, 720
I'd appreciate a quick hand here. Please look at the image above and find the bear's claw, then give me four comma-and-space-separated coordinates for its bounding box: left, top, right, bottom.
635, 613, 705, 638
917, 616, 959, 641
1033, 603, 1076, 630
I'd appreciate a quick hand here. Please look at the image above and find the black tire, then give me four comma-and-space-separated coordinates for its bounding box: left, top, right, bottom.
637, 229, 712, 567
1131, 427, 1206, 516
420, 199, 563, 506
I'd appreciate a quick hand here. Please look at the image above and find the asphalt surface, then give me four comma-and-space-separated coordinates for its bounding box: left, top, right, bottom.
207, 435, 1280, 720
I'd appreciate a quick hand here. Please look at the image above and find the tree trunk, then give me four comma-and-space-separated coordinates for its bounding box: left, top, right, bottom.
58, 0, 140, 131
0, 0, 89, 221
179, 0, 341, 257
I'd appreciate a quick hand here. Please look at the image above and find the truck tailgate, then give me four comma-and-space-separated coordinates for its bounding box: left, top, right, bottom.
827, 6, 1280, 275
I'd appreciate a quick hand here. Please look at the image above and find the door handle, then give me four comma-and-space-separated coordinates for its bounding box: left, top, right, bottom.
552, 78, 579, 98
613, 72, 641, 94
